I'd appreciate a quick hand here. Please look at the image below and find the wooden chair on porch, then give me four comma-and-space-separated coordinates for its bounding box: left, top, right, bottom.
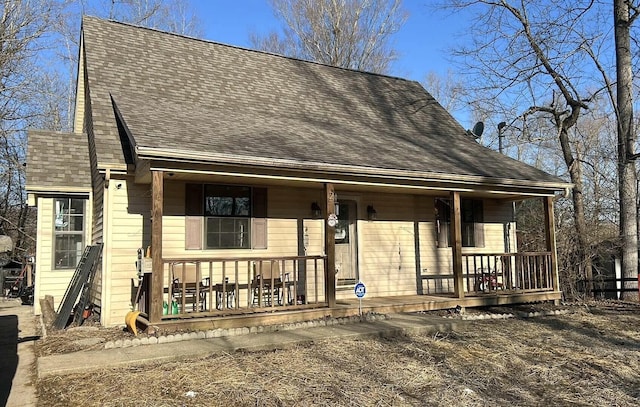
171, 263, 208, 312
252, 261, 285, 306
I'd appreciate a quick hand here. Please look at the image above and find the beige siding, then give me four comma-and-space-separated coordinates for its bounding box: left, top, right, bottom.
101, 178, 150, 326
73, 39, 85, 133
417, 198, 517, 294
163, 183, 325, 259
163, 184, 326, 301
97, 179, 520, 324
33, 196, 93, 315
348, 193, 418, 299
100, 182, 329, 325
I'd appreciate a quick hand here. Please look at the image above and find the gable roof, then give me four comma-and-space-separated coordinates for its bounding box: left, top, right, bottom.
26, 130, 91, 193
80, 16, 570, 192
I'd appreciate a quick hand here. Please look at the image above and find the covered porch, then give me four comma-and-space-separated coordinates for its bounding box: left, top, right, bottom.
145, 168, 561, 329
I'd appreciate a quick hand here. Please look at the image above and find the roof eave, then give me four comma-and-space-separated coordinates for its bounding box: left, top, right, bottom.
136, 146, 573, 193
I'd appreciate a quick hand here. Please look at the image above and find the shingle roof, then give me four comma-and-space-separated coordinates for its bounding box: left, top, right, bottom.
26, 130, 91, 191
81, 17, 569, 189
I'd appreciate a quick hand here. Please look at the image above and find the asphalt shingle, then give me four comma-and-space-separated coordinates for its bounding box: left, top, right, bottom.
81, 17, 567, 188
26, 130, 91, 191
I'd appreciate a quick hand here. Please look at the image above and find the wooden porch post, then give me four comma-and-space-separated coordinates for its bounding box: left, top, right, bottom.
451, 191, 465, 299
324, 183, 336, 308
149, 170, 164, 323
544, 196, 560, 292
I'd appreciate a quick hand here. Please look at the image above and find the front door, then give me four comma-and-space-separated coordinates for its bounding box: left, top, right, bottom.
335, 200, 358, 286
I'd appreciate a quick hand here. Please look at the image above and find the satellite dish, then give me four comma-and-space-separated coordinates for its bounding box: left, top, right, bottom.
471, 121, 484, 138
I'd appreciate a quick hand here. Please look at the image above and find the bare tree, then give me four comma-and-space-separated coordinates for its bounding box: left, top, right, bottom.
614, 0, 638, 300
0, 1, 203, 262
440, 0, 640, 296
251, 0, 407, 74
421, 71, 467, 114
0, 0, 61, 261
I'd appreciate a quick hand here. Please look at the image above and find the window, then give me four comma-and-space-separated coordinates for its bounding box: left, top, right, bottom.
435, 198, 484, 248
54, 198, 85, 269
204, 185, 251, 249
185, 184, 267, 250
335, 202, 350, 244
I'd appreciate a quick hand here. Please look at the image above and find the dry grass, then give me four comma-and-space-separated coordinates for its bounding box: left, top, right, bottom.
36, 301, 640, 406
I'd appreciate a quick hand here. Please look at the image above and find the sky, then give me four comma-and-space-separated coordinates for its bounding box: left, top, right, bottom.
189, 1, 469, 82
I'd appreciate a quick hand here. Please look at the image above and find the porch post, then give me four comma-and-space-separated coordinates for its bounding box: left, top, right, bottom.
543, 196, 560, 292
451, 191, 465, 299
149, 170, 164, 323
324, 183, 336, 308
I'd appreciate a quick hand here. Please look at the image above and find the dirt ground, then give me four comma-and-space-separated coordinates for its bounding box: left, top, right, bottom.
36, 301, 640, 406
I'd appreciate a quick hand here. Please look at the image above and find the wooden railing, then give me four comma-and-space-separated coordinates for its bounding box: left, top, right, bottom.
464, 252, 553, 292
422, 252, 554, 295
161, 255, 326, 318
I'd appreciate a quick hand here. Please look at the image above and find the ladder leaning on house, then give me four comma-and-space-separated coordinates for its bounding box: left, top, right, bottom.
53, 244, 103, 329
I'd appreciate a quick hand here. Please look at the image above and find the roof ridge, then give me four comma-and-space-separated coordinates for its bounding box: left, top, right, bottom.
81, 15, 418, 85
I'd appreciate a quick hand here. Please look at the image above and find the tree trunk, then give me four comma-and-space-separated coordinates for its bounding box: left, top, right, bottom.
614, 0, 639, 301
559, 126, 593, 295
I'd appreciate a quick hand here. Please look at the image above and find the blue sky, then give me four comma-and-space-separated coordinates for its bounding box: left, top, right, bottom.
191, 1, 468, 82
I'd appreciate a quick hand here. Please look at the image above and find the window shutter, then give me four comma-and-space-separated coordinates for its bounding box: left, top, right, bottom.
252, 218, 267, 249
474, 223, 485, 248
185, 184, 203, 250
185, 216, 203, 250
252, 187, 268, 249
185, 184, 203, 216
473, 201, 485, 248
435, 198, 451, 248
437, 221, 450, 248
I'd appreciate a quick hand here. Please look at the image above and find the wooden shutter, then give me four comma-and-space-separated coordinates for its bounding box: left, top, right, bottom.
437, 221, 450, 248
473, 200, 485, 248
185, 184, 203, 250
252, 187, 268, 249
185, 217, 203, 250
435, 198, 451, 248
185, 184, 203, 215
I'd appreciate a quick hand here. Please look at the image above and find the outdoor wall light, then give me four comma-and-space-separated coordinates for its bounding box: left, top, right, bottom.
367, 205, 377, 221
311, 202, 321, 218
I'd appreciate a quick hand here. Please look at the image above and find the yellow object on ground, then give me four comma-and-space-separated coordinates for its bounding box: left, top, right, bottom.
124, 311, 149, 336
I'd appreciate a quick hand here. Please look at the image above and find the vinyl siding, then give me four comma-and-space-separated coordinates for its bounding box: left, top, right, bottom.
350, 193, 418, 299
96, 179, 519, 324
101, 178, 150, 326
418, 198, 517, 294
33, 196, 92, 315
163, 184, 327, 302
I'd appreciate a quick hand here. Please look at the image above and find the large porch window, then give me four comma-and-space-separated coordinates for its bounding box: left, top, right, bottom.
435, 198, 485, 248
54, 197, 85, 269
185, 184, 267, 250
204, 185, 251, 249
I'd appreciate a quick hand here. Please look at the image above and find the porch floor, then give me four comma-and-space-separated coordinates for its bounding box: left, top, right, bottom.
156, 291, 561, 332
338, 290, 561, 314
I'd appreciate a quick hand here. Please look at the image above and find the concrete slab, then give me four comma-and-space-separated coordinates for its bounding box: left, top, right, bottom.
0, 298, 38, 407
37, 312, 461, 378
1, 295, 462, 400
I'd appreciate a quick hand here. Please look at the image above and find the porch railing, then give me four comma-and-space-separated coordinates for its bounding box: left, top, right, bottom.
161, 255, 326, 319
422, 252, 554, 295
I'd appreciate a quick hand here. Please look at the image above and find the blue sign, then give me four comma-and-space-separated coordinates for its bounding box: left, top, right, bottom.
354, 282, 366, 298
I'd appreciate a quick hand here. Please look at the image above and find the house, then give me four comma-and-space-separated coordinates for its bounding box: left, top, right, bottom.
26, 17, 572, 329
